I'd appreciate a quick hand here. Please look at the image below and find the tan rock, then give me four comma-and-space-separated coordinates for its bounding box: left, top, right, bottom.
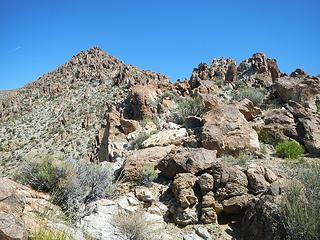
141, 128, 187, 148
122, 145, 174, 182
197, 173, 214, 194
172, 173, 198, 209
223, 194, 251, 214
201, 101, 260, 156
120, 118, 140, 135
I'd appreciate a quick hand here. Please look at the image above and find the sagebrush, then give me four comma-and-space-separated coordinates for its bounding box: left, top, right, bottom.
231, 86, 266, 105
20, 158, 115, 221
280, 162, 320, 240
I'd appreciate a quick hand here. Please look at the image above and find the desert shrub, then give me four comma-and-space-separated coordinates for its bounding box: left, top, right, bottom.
131, 132, 150, 149
220, 152, 252, 167
53, 160, 114, 221
280, 162, 320, 240
231, 86, 266, 105
258, 128, 281, 145
159, 90, 180, 102
171, 96, 205, 124
139, 164, 158, 186
29, 226, 69, 240
20, 158, 115, 222
20, 156, 66, 192
113, 211, 161, 240
275, 140, 304, 159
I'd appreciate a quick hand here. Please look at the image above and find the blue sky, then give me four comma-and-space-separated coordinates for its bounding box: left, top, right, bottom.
1, 0, 320, 90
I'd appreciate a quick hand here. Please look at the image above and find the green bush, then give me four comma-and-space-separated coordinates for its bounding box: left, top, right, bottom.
280, 162, 320, 240
20, 158, 115, 221
275, 140, 304, 159
139, 164, 158, 186
171, 96, 205, 124
231, 86, 266, 105
20, 156, 66, 192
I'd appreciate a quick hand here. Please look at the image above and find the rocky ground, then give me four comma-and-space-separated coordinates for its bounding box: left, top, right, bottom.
1, 48, 320, 240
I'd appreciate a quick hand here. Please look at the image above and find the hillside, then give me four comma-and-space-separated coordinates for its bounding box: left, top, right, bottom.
1, 48, 320, 240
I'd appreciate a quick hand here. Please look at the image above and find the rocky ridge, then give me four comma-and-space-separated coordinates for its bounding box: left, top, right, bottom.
1, 48, 320, 239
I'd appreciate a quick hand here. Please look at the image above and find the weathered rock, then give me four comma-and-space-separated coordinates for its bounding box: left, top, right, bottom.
141, 128, 187, 148
247, 164, 278, 194
274, 76, 320, 110
120, 118, 140, 135
98, 107, 127, 162
124, 84, 158, 120
0, 178, 80, 240
236, 98, 261, 121
222, 194, 251, 214
175, 207, 198, 226
201, 101, 260, 156
157, 148, 218, 178
122, 145, 174, 182
201, 207, 217, 224
172, 173, 198, 209
237, 53, 280, 87
197, 173, 214, 194
135, 186, 154, 202
202, 192, 215, 208
195, 226, 213, 240
241, 179, 292, 240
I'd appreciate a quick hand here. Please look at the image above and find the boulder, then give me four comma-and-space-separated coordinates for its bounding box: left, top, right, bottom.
240, 178, 294, 240
175, 207, 198, 226
197, 173, 214, 194
98, 107, 127, 162
222, 194, 251, 214
120, 118, 140, 135
201, 207, 217, 224
274, 76, 320, 110
172, 173, 198, 209
141, 128, 188, 148
122, 145, 174, 182
124, 84, 158, 120
135, 186, 155, 202
235, 98, 261, 121
0, 178, 80, 240
157, 148, 218, 178
237, 53, 280, 87
201, 101, 260, 156
202, 192, 215, 208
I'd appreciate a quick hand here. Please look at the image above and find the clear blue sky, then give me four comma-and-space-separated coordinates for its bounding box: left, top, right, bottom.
1, 0, 320, 90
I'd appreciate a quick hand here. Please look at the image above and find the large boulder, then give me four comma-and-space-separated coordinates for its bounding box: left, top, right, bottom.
246, 164, 278, 194
122, 145, 175, 182
201, 101, 260, 156
141, 128, 188, 148
212, 162, 248, 202
157, 148, 218, 178
274, 75, 320, 110
0, 178, 81, 240
124, 84, 158, 120
240, 179, 290, 240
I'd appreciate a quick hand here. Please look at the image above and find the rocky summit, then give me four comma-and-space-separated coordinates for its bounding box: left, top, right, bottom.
1, 48, 320, 240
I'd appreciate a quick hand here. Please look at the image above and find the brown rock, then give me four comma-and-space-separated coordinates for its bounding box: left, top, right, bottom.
124, 84, 158, 120
201, 101, 260, 156
157, 148, 218, 178
122, 145, 174, 182
223, 194, 251, 214
120, 118, 140, 135
172, 173, 198, 209
201, 207, 217, 224
236, 98, 261, 121
202, 192, 215, 208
